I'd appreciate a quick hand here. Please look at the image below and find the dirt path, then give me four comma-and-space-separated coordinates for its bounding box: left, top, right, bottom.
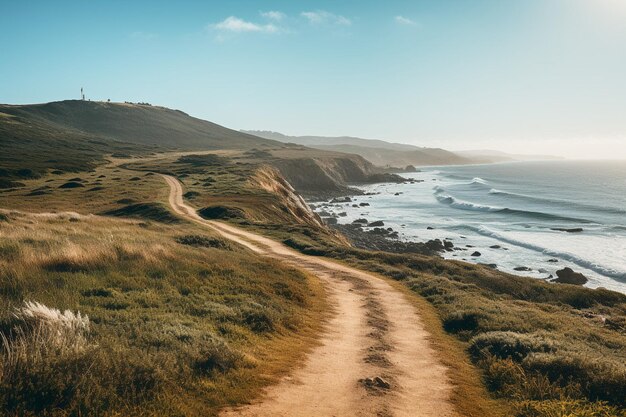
162, 175, 457, 417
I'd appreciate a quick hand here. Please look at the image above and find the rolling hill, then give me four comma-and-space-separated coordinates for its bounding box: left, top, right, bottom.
243, 130, 471, 167
0, 100, 395, 196
0, 100, 282, 179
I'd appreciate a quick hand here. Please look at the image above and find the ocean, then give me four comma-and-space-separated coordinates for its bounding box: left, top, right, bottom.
315, 160, 626, 293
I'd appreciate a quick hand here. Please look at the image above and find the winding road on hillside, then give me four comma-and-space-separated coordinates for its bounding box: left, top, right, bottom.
162, 174, 457, 417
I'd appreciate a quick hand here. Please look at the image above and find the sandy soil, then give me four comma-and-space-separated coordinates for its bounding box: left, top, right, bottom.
163, 174, 457, 417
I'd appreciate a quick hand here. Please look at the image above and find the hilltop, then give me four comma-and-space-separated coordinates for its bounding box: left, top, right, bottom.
0, 101, 397, 196
0, 100, 278, 177
2, 100, 281, 149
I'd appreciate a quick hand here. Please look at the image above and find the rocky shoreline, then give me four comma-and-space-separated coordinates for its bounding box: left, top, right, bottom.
330, 223, 453, 256
310, 186, 590, 286
311, 189, 455, 257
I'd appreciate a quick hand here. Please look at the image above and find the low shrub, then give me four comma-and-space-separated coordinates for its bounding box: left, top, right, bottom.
469, 331, 557, 362
184, 191, 201, 199
480, 357, 580, 401
283, 238, 328, 256
103, 202, 181, 223
524, 353, 626, 405
175, 234, 231, 250
240, 305, 276, 333
443, 311, 482, 334
198, 206, 246, 220
176, 154, 227, 167
193, 338, 246, 374
515, 399, 626, 417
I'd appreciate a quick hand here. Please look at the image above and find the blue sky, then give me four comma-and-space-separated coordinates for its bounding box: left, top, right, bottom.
2, 0, 625, 158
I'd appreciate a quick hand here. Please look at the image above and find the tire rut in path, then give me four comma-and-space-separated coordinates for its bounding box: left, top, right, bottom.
162, 174, 457, 417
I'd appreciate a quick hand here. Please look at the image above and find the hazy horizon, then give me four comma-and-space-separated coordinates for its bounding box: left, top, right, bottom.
2, 0, 626, 159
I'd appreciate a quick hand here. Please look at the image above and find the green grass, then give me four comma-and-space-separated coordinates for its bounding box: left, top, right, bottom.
1, 100, 392, 201
130, 152, 626, 416
0, 100, 283, 183
123, 153, 346, 243
0, 211, 327, 416
5, 147, 626, 417
0, 163, 168, 215
269, 233, 626, 416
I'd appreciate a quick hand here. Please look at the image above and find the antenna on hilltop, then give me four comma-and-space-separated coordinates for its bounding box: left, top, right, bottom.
81, 87, 85, 101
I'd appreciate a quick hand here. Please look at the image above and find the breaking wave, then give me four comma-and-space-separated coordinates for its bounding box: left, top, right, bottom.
463, 225, 626, 281
488, 188, 626, 216
433, 186, 593, 223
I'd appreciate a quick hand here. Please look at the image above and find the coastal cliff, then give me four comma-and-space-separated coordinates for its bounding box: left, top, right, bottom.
271, 153, 403, 198
250, 166, 326, 229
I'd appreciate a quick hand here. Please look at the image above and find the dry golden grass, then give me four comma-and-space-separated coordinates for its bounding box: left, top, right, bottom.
233, 227, 626, 417
299, 243, 626, 417
0, 210, 328, 416
0, 162, 167, 215
6, 150, 625, 417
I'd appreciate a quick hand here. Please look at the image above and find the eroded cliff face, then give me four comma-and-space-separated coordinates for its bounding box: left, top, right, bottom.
249, 166, 351, 246
270, 154, 386, 198
250, 166, 326, 229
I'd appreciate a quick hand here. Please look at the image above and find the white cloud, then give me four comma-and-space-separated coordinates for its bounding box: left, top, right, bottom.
261, 11, 286, 21
301, 10, 351, 26
395, 15, 416, 26
212, 16, 278, 33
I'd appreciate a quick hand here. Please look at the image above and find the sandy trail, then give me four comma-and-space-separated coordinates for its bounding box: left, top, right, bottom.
162, 175, 457, 417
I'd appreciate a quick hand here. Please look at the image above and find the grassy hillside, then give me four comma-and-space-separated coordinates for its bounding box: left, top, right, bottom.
0, 209, 327, 417
250, 226, 626, 417
2, 100, 281, 150
4, 102, 620, 416
0, 109, 151, 184
0, 101, 399, 196
0, 100, 282, 182
2, 146, 625, 416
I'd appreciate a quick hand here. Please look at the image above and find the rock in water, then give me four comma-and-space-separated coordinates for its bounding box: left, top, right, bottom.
554, 267, 588, 285
368, 220, 385, 227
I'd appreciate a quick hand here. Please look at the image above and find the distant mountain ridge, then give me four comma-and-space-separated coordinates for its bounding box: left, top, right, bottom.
244, 130, 563, 167
244, 130, 472, 167
245, 131, 419, 152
